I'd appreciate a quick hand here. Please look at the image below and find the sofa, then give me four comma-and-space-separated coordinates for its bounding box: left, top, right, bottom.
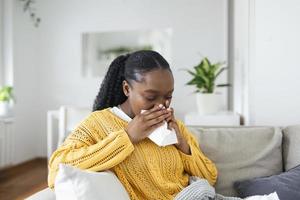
26, 124, 300, 199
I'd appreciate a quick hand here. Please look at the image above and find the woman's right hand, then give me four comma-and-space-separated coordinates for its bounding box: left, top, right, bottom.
125, 104, 171, 144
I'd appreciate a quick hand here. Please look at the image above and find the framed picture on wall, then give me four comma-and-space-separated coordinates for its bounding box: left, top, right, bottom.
81, 28, 173, 78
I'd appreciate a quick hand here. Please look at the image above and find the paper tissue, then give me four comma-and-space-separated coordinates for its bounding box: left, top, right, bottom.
141, 109, 178, 147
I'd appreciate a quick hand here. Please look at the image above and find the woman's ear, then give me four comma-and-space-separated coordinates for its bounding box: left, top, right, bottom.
122, 80, 130, 97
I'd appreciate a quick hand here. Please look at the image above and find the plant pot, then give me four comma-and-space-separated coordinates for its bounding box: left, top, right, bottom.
196, 93, 223, 115
0, 101, 12, 117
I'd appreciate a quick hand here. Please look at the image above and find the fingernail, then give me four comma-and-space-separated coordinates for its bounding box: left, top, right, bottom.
159, 104, 163, 108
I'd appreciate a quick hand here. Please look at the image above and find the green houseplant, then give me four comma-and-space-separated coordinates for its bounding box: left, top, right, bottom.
0, 86, 14, 117
185, 57, 230, 114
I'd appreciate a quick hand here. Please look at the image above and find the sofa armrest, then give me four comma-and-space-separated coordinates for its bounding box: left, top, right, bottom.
283, 125, 300, 171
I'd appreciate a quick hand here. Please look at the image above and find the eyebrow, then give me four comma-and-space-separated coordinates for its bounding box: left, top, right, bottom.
144, 89, 174, 94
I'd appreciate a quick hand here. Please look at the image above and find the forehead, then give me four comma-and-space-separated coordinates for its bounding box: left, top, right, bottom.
133, 69, 174, 93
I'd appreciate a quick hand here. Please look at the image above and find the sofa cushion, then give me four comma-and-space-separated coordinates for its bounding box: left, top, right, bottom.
25, 188, 55, 200
234, 164, 300, 200
55, 164, 130, 200
282, 125, 300, 171
188, 126, 283, 196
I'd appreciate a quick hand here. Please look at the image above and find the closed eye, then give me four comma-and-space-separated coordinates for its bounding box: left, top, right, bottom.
145, 96, 172, 102
145, 96, 156, 101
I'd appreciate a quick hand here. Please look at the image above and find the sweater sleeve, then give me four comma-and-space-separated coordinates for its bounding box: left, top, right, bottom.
47, 113, 134, 189
176, 120, 218, 186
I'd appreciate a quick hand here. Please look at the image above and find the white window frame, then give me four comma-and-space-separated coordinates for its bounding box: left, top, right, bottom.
0, 0, 4, 86
0, 0, 14, 87
228, 0, 256, 125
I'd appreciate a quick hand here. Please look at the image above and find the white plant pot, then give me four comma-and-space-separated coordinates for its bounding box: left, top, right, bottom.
196, 93, 223, 115
0, 101, 12, 117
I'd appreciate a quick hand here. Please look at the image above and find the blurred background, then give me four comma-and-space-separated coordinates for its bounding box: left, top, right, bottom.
0, 0, 300, 199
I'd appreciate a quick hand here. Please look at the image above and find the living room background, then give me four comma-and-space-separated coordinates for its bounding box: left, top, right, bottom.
0, 0, 299, 170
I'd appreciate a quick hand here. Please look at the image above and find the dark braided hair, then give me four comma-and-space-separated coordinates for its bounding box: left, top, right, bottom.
92, 50, 171, 111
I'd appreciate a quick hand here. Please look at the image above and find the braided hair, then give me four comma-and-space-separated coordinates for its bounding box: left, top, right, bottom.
92, 50, 171, 111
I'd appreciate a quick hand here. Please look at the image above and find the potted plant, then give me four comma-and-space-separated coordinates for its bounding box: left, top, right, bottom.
0, 86, 14, 117
185, 57, 230, 114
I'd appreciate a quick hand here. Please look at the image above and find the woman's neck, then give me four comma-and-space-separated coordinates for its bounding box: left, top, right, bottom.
119, 100, 135, 119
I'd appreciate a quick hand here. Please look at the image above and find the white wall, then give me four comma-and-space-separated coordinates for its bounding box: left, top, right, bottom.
250, 0, 300, 126
232, 0, 300, 126
12, 0, 41, 163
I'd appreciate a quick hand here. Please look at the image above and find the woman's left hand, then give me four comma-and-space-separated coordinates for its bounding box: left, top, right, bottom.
165, 100, 191, 155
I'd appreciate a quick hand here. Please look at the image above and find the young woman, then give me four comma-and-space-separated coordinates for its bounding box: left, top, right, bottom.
48, 50, 217, 199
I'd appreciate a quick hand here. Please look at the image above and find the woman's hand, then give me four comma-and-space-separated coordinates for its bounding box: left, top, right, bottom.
125, 104, 171, 144
165, 100, 191, 155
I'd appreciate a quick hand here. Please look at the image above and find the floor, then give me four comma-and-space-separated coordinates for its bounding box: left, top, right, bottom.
0, 158, 48, 200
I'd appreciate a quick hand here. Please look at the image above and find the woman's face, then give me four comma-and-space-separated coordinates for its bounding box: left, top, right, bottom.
123, 69, 174, 118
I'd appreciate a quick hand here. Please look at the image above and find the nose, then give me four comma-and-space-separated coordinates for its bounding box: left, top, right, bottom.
154, 103, 165, 109
154, 99, 169, 109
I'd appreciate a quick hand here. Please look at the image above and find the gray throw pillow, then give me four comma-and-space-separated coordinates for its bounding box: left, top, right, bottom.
234, 165, 300, 200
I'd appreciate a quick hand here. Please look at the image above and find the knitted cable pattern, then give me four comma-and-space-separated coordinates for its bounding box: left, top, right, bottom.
48, 108, 218, 200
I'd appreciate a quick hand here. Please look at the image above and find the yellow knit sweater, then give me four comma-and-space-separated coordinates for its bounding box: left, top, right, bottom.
48, 108, 217, 200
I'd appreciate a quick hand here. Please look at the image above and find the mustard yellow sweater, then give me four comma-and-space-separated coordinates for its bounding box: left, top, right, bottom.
48, 108, 217, 200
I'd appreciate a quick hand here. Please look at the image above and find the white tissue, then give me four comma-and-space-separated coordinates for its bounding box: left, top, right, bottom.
141, 110, 178, 147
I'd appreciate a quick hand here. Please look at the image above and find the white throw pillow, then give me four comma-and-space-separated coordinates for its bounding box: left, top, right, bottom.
55, 164, 130, 200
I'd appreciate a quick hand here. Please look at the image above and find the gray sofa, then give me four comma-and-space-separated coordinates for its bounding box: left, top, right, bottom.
26, 125, 300, 199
